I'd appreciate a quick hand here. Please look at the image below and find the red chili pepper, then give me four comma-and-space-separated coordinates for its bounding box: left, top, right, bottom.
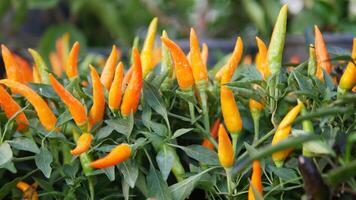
202, 118, 221, 150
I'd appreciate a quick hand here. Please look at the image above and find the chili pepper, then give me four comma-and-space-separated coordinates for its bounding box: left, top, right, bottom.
28, 48, 50, 84
142, 17, 158, 77
272, 100, 303, 167
248, 160, 263, 200
65, 42, 80, 79
70, 133, 93, 156
101, 45, 119, 90
0, 86, 29, 131
90, 143, 131, 169
1, 45, 23, 83
249, 98, 263, 144
123, 67, 133, 87
121, 48, 143, 117
267, 5, 288, 75
308, 45, 317, 77
56, 33, 70, 69
161, 37, 195, 91
202, 118, 221, 150
338, 38, 356, 93
13, 54, 33, 83
215, 37, 243, 82
109, 62, 124, 111
190, 28, 208, 85
49, 52, 63, 77
49, 74, 87, 127
314, 25, 332, 80
151, 47, 162, 68
255, 37, 270, 79
32, 66, 41, 84
244, 55, 252, 64
160, 31, 174, 81
218, 124, 234, 168
0, 79, 57, 131
88, 65, 105, 129
201, 42, 208, 66
16, 181, 38, 200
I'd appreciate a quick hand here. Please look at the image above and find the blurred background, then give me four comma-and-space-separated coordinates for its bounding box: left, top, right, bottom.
0, 0, 355, 67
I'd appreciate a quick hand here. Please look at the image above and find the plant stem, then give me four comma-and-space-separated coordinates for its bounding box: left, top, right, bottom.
88, 177, 95, 200
199, 88, 210, 133
231, 134, 239, 156
251, 110, 261, 145
188, 102, 196, 124
225, 167, 234, 198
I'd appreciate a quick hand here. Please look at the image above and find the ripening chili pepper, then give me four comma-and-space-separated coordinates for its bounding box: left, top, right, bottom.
65, 42, 80, 79
308, 45, 317, 77
32, 66, 41, 84
109, 62, 124, 111
121, 48, 143, 117
49, 74, 87, 127
0, 86, 29, 131
201, 42, 208, 67
101, 45, 119, 90
88, 65, 105, 129
49, 52, 63, 77
272, 100, 303, 167
70, 133, 93, 156
90, 143, 131, 169
338, 38, 356, 93
0, 79, 57, 131
56, 33, 70, 69
13, 54, 33, 83
248, 160, 263, 200
190, 28, 208, 85
314, 25, 332, 80
16, 181, 38, 200
142, 17, 158, 77
218, 124, 234, 168
161, 37, 195, 91
151, 47, 162, 68
215, 37, 243, 82
1, 45, 23, 83
255, 37, 270, 79
267, 5, 288, 75
28, 48, 50, 84
202, 118, 221, 150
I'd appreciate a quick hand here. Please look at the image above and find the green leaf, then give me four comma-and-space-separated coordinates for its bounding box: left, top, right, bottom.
105, 114, 133, 137
171, 128, 193, 139
156, 146, 175, 181
147, 165, 172, 200
35, 146, 53, 178
29, 83, 58, 99
178, 145, 219, 166
95, 126, 114, 140
118, 160, 139, 188
56, 110, 73, 127
102, 166, 115, 181
8, 137, 40, 153
268, 165, 298, 181
0, 142, 12, 166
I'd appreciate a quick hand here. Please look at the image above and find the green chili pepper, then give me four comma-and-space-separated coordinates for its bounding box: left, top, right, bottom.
28, 49, 50, 84
308, 45, 317, 77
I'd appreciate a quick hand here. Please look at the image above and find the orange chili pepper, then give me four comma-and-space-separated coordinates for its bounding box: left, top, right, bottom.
0, 79, 57, 131
70, 133, 93, 156
88, 65, 105, 129
123, 67, 133, 87
161, 37, 194, 91
314, 26, 332, 80
66, 42, 80, 79
272, 101, 303, 167
90, 143, 131, 169
1, 45, 23, 83
190, 28, 208, 84
0, 86, 29, 131
221, 85, 242, 135
249, 99, 264, 113
244, 55, 253, 65
13, 54, 33, 83
151, 47, 162, 69
339, 38, 356, 91
109, 62, 124, 111
202, 118, 221, 150
201, 42, 208, 66
49, 52, 63, 77
255, 37, 270, 79
248, 160, 263, 200
49, 74, 87, 127
101, 45, 119, 90
121, 48, 143, 117
142, 17, 158, 77
218, 124, 234, 168
215, 37, 244, 82
32, 66, 41, 84
56, 33, 70, 69
16, 181, 38, 200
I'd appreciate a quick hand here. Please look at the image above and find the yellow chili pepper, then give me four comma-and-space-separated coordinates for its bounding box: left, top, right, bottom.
32, 66, 41, 84
142, 17, 158, 77
201, 42, 209, 66
101, 45, 119, 90
218, 124, 234, 168
338, 38, 356, 93
89, 65, 105, 129
272, 101, 303, 167
109, 62, 124, 111
66, 42, 80, 79
248, 160, 263, 200
255, 37, 270, 79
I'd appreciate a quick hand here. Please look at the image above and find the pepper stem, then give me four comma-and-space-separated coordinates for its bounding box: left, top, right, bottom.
251, 110, 261, 145
199, 87, 210, 133
231, 133, 239, 156
225, 167, 234, 197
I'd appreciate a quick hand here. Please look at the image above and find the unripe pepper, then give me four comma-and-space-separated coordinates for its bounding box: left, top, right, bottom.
190, 28, 208, 84
0, 79, 57, 131
272, 101, 303, 167
142, 17, 158, 77
121, 48, 143, 117
1, 45, 24, 83
0, 86, 29, 131
218, 124, 234, 168
16, 181, 38, 200
338, 38, 356, 93
248, 160, 263, 200
202, 118, 221, 150
109, 62, 124, 111
90, 143, 131, 169
215, 37, 243, 82
101, 45, 119, 90
314, 25, 332, 80
32, 66, 41, 84
65, 42, 80, 79
88, 65, 105, 129
28, 48, 50, 84
161, 37, 195, 91
70, 133, 93, 156
49, 74, 87, 127
267, 5, 288, 75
